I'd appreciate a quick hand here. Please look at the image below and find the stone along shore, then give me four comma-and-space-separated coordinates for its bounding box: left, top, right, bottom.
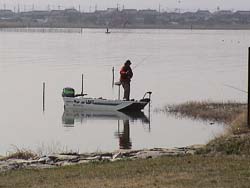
0, 146, 201, 172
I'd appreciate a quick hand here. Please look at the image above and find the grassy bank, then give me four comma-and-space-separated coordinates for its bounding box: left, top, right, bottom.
165, 101, 250, 155
198, 110, 250, 155
1, 155, 250, 188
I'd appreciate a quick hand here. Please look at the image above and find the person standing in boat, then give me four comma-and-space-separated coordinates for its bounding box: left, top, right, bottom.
120, 60, 133, 101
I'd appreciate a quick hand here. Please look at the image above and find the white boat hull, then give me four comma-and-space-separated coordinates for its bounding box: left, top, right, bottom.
63, 97, 149, 111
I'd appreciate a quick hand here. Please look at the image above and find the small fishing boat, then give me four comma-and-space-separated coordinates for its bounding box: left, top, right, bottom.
62, 87, 151, 112
105, 27, 111, 34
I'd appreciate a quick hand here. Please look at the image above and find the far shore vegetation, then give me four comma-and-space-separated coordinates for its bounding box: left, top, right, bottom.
164, 101, 246, 124
1, 100, 250, 187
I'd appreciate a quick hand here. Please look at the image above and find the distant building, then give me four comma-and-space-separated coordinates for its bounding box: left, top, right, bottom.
122, 9, 137, 15
50, 10, 63, 16
182, 12, 198, 23
233, 11, 250, 23
234, 11, 250, 16
138, 9, 157, 15
196, 10, 211, 16
106, 8, 117, 13
64, 9, 79, 14
0, 9, 14, 18
195, 10, 212, 20
214, 10, 233, 16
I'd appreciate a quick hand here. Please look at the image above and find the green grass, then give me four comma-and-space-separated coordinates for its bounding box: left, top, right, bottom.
0, 155, 250, 188
197, 134, 250, 155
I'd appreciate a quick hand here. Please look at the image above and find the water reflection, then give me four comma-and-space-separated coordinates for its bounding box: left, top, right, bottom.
62, 109, 150, 149
117, 120, 131, 149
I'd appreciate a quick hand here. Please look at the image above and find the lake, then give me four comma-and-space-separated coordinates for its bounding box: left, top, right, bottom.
0, 29, 247, 155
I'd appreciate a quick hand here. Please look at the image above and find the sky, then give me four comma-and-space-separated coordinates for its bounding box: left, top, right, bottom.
0, 0, 250, 12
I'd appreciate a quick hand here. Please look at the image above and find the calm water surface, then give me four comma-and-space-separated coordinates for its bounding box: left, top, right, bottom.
0, 29, 247, 155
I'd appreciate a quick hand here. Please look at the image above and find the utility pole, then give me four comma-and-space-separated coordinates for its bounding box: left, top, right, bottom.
117, 3, 119, 11
248, 47, 250, 128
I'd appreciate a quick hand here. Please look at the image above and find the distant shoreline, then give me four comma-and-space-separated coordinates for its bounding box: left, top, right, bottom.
1, 23, 250, 30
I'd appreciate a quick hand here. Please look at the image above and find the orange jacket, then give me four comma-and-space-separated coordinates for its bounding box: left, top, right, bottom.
120, 65, 133, 82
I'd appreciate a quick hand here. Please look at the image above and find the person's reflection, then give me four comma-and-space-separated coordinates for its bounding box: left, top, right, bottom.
119, 119, 132, 149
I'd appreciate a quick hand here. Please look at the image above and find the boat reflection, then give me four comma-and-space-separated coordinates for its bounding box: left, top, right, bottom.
62, 109, 150, 149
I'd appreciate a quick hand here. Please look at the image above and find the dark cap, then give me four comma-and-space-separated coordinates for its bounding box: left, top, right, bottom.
125, 60, 131, 65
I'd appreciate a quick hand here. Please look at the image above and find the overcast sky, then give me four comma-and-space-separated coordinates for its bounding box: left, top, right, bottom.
0, 0, 250, 12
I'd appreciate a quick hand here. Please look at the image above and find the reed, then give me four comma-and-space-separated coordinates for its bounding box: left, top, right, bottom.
1, 146, 38, 161
165, 101, 246, 123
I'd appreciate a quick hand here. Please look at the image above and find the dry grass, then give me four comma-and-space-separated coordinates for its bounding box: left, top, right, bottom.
165, 101, 246, 123
0, 146, 38, 161
228, 111, 250, 135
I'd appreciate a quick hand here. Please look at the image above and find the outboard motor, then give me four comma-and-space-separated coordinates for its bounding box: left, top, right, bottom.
62, 87, 75, 97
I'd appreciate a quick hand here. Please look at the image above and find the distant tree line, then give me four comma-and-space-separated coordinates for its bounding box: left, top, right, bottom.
1, 8, 250, 29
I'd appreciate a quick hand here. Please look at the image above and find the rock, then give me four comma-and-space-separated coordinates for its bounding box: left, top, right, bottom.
86, 155, 101, 161
121, 150, 140, 157
101, 156, 112, 160
48, 154, 79, 162
38, 156, 52, 164
112, 152, 122, 160
100, 153, 113, 158
0, 146, 200, 172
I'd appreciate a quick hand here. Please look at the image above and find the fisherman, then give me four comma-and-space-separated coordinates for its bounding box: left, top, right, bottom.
120, 60, 133, 101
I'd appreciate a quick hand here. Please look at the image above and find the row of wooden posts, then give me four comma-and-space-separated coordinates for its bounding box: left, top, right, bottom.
42, 68, 117, 112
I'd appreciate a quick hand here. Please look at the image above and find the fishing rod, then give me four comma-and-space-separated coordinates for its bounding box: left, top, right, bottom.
132, 54, 152, 70
223, 84, 247, 94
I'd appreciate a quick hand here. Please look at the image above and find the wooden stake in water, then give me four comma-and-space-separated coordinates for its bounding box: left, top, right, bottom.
43, 82, 45, 112
81, 74, 84, 95
112, 67, 114, 87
